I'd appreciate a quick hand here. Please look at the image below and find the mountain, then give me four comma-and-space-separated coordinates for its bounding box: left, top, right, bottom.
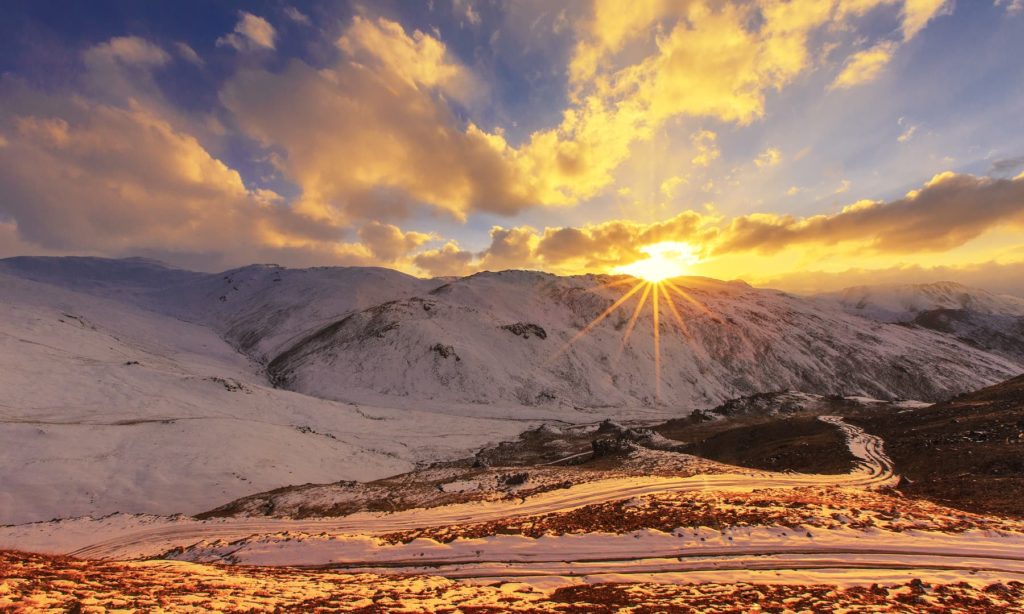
3, 258, 1022, 413
0, 257, 438, 361
0, 267, 525, 524
3, 256, 1024, 524
821, 281, 1024, 323
263, 271, 1022, 408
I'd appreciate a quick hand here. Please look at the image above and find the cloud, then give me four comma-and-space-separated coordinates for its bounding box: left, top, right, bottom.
336, 15, 477, 103
465, 211, 717, 275
717, 172, 1024, 255
413, 241, 475, 276
690, 130, 719, 167
516, 1, 946, 207
284, 6, 312, 25
83, 36, 170, 67
0, 76, 383, 270
755, 147, 782, 168
763, 259, 1024, 297
660, 175, 686, 199
897, 117, 918, 142
1, 96, 257, 251
401, 170, 1024, 278
901, 0, 951, 39
217, 12, 276, 51
221, 16, 534, 225
357, 221, 432, 261
452, 0, 482, 26
829, 41, 897, 90
173, 42, 204, 66
989, 155, 1024, 177
996, 0, 1024, 15
478, 226, 538, 270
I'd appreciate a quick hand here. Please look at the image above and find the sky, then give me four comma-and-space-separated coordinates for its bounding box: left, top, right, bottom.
1, 0, 1023, 293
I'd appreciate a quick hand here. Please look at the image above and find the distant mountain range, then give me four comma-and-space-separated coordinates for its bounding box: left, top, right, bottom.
3, 256, 1021, 409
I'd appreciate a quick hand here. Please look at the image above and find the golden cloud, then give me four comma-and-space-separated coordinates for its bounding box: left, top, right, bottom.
717, 172, 1024, 254
221, 17, 535, 224
413, 241, 475, 277
217, 11, 277, 51
755, 148, 782, 168
829, 41, 897, 90
358, 221, 433, 261
409, 171, 1024, 278
0, 73, 379, 270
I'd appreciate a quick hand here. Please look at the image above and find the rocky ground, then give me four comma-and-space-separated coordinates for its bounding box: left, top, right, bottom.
848, 374, 1024, 517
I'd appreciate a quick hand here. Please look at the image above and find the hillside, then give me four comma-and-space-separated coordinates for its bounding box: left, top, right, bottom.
0, 270, 526, 524
265, 271, 1022, 408
4, 258, 1023, 411
822, 281, 1024, 323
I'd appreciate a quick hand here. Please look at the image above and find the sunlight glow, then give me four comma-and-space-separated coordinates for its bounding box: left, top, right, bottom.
614, 241, 702, 282
546, 267, 718, 404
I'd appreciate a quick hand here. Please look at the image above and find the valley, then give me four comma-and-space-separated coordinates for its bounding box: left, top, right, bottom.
2, 257, 1024, 611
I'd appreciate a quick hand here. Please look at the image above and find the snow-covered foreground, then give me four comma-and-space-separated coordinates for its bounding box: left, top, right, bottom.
176, 527, 1024, 591
3, 397, 1023, 595
5, 418, 1024, 591
0, 272, 532, 524
0, 416, 894, 559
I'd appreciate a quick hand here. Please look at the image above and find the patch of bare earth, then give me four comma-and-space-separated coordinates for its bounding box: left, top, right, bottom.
849, 373, 1024, 518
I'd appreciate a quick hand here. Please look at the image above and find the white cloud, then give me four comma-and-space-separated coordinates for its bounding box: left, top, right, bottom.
173, 42, 204, 66
996, 0, 1024, 14
284, 6, 312, 25
453, 0, 482, 26
83, 36, 170, 67
217, 12, 276, 51
897, 117, 919, 142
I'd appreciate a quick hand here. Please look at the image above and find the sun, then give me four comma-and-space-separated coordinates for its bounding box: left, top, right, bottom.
613, 241, 701, 283
547, 240, 710, 403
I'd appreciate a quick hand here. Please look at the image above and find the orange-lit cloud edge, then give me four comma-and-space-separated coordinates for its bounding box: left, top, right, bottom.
1, 1, 1023, 295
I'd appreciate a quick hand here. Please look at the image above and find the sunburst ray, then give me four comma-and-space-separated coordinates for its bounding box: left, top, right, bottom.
661, 283, 693, 340
664, 280, 719, 321
546, 281, 646, 364
613, 282, 651, 365
652, 282, 661, 401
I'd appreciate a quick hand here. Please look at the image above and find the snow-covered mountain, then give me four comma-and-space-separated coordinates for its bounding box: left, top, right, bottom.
3, 256, 1024, 523
264, 271, 1021, 408
821, 281, 1024, 323
0, 267, 527, 524
4, 258, 1020, 410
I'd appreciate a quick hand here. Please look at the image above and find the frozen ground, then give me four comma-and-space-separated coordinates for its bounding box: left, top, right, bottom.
0, 272, 532, 524
0, 416, 895, 560
4, 418, 1024, 599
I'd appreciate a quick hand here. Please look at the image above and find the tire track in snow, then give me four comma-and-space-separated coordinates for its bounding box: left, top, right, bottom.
59, 416, 897, 560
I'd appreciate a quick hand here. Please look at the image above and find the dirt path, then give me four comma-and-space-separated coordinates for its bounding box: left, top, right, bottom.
2, 417, 894, 561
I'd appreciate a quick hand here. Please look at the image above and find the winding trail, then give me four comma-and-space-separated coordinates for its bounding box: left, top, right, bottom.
37, 416, 895, 561
7, 416, 1024, 588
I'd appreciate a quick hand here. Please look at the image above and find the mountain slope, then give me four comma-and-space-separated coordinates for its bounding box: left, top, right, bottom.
266, 271, 1023, 408
822, 281, 1024, 323
0, 271, 525, 524
851, 374, 1024, 517
0, 257, 440, 361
